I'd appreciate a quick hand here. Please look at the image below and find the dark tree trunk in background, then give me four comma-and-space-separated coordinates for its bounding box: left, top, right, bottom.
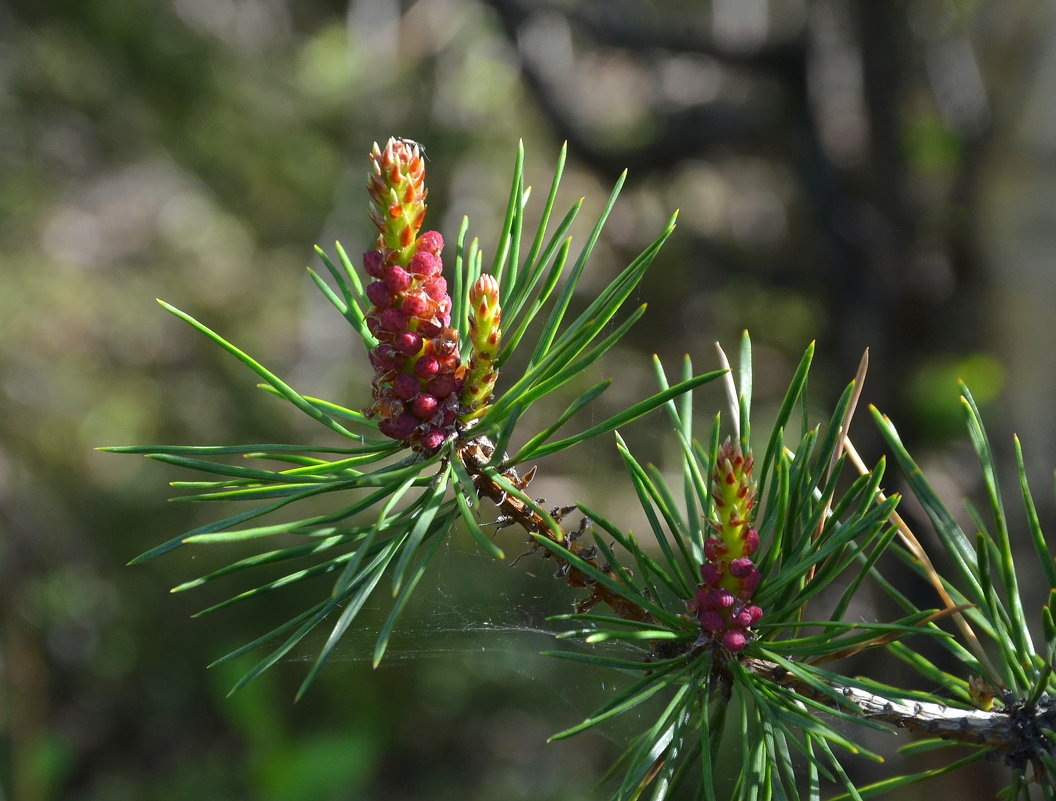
487, 0, 995, 449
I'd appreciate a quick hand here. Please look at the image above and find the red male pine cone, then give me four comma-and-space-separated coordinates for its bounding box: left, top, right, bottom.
362, 138, 465, 451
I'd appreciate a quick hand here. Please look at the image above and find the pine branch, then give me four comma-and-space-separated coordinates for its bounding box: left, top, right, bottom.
461, 429, 1056, 773
463, 423, 1056, 785
116, 138, 1056, 798
459, 435, 659, 625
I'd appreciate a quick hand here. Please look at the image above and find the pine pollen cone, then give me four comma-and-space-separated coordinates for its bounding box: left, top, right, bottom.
692, 439, 762, 652
364, 233, 464, 451
361, 140, 463, 451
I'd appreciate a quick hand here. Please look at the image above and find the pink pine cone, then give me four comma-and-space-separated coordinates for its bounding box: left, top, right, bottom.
364, 234, 464, 452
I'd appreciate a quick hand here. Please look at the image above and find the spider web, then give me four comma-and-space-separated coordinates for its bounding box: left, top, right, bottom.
291, 422, 618, 670
281, 438, 656, 740
287, 528, 647, 668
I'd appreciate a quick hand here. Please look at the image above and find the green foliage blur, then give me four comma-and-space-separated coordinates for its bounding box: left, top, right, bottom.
2, 1, 1050, 799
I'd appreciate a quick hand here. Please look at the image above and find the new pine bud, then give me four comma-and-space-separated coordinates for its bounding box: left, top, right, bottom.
368, 138, 427, 265
459, 274, 502, 424
694, 439, 763, 651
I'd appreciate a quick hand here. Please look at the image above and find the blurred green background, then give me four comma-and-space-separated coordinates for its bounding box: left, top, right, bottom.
4, 0, 1056, 798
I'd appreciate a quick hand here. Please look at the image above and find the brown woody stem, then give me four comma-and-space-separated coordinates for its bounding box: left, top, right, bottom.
457, 435, 657, 625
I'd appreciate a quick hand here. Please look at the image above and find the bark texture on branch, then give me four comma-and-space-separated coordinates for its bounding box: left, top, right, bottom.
746, 657, 1056, 769
459, 436, 657, 624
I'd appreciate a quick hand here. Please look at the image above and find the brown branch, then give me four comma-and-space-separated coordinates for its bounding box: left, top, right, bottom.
457, 435, 657, 625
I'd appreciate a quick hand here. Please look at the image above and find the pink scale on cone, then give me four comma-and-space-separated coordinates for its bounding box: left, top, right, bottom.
699, 611, 725, 633
367, 282, 394, 308
409, 251, 441, 277
424, 277, 447, 301
400, 294, 428, 318
420, 427, 446, 451
721, 631, 747, 652
379, 308, 407, 332
427, 375, 456, 398
392, 373, 419, 401
411, 394, 439, 419
394, 331, 422, 355
703, 538, 727, 562
729, 558, 755, 578
414, 356, 440, 380
384, 266, 413, 293
700, 563, 723, 586
363, 249, 385, 278
416, 230, 443, 255
730, 609, 753, 628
